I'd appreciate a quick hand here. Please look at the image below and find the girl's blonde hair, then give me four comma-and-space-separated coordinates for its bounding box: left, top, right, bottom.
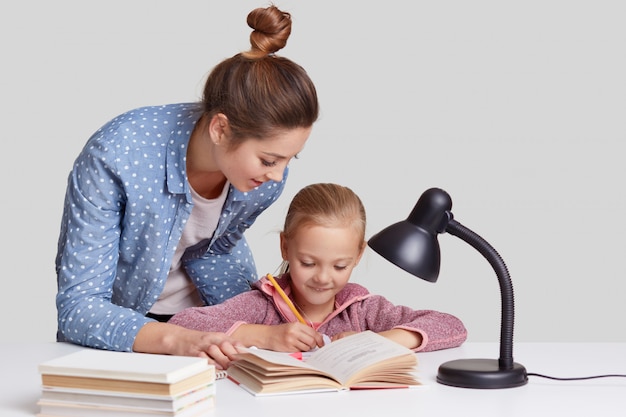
283, 183, 366, 242
278, 183, 366, 274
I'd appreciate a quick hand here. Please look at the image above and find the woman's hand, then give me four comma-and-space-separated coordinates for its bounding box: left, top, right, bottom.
195, 337, 242, 370
133, 322, 242, 369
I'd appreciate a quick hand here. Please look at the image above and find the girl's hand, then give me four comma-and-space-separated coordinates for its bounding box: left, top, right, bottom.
330, 331, 358, 342
331, 330, 422, 349
232, 322, 323, 352
264, 322, 325, 352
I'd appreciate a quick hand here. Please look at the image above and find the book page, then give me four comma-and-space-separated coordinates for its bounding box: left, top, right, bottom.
234, 348, 325, 373
305, 331, 416, 385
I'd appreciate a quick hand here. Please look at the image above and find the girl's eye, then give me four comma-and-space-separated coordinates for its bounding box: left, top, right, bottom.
335, 266, 348, 271
262, 159, 277, 167
300, 262, 314, 268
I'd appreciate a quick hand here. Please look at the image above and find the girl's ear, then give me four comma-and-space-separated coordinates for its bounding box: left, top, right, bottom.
279, 232, 289, 261
355, 240, 367, 265
208, 113, 230, 145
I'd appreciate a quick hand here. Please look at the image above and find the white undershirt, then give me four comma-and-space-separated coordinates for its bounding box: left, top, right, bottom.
149, 182, 229, 315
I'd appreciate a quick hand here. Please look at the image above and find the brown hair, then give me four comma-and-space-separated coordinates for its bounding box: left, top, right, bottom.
202, 5, 319, 145
283, 183, 367, 242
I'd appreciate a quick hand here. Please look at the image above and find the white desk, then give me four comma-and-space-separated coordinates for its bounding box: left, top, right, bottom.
2, 342, 625, 417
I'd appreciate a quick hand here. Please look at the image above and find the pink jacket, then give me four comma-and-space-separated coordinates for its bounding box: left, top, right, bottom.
168, 274, 467, 352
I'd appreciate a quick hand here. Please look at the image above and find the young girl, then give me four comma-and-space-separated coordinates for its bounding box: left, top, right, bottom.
169, 183, 467, 353
55, 5, 318, 367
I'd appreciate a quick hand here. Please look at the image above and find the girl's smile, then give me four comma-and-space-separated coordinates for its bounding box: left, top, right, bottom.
281, 224, 365, 321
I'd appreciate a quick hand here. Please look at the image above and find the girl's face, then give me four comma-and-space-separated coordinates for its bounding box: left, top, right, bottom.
281, 224, 365, 317
216, 126, 311, 192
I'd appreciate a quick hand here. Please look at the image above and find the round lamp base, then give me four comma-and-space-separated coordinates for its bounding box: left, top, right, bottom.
437, 358, 528, 389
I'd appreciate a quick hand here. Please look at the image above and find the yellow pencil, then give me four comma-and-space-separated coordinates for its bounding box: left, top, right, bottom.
266, 273, 307, 325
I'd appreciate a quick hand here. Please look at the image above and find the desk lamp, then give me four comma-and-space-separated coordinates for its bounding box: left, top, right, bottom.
368, 188, 527, 389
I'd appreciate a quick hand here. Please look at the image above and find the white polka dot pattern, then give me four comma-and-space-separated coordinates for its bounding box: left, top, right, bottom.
54, 103, 288, 351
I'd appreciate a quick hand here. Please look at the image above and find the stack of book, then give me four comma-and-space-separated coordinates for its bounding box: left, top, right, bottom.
37, 349, 217, 417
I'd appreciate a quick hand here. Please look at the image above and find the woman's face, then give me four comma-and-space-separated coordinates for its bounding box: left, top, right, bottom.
281, 224, 365, 313
216, 126, 311, 192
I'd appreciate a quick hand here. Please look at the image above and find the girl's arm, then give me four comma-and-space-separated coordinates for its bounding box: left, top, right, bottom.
169, 289, 324, 352
357, 294, 468, 352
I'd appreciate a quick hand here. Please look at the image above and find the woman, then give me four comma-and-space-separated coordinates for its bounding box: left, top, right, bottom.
55, 5, 319, 368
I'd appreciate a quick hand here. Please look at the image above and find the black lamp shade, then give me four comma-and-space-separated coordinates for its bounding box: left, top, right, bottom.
368, 221, 441, 282
368, 188, 453, 283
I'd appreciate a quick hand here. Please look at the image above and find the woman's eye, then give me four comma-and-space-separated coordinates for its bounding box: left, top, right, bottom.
262, 159, 277, 167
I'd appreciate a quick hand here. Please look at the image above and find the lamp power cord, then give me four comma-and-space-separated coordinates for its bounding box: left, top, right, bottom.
527, 372, 626, 381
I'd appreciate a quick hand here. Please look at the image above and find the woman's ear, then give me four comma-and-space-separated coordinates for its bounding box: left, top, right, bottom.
208, 113, 230, 145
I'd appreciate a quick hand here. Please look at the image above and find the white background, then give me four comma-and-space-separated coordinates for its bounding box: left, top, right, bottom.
1, 1, 624, 344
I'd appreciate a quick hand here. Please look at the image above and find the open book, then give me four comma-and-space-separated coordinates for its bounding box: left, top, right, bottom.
227, 331, 421, 396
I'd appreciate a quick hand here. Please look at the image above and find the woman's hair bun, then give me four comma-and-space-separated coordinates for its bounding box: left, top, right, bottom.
245, 5, 292, 58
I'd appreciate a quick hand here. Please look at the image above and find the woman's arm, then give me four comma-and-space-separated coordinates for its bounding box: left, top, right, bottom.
55, 134, 149, 351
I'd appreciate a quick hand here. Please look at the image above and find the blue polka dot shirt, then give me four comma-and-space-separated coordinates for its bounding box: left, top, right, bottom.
55, 103, 288, 351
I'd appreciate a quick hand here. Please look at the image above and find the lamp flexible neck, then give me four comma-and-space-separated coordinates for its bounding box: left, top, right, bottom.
445, 219, 516, 370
